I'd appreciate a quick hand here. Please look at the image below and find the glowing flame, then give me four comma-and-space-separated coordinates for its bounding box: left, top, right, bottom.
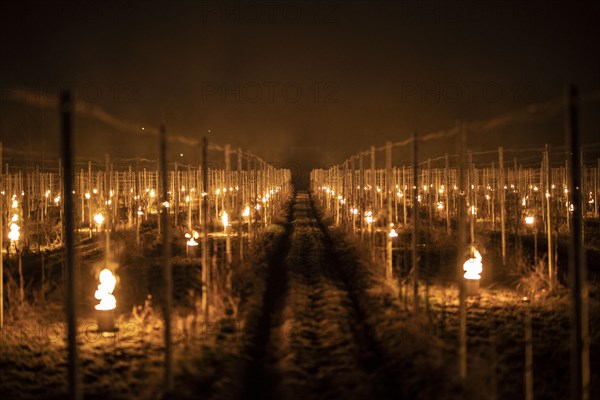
93, 212, 105, 226
85, 192, 91, 199
525, 216, 534, 225
8, 222, 20, 241
242, 206, 250, 218
222, 211, 229, 228
389, 228, 398, 238
365, 211, 373, 224
185, 231, 199, 246
94, 269, 116, 311
463, 248, 483, 280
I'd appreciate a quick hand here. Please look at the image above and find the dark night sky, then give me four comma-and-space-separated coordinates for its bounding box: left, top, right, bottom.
0, 0, 599, 172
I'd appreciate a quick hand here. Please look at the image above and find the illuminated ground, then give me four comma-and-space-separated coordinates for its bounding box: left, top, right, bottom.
1, 192, 598, 399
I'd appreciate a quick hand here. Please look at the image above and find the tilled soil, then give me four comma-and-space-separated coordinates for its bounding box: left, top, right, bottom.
427, 286, 599, 400
220, 191, 471, 400
1, 192, 475, 399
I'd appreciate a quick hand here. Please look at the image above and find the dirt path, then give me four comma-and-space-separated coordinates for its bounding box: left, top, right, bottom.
238, 191, 404, 400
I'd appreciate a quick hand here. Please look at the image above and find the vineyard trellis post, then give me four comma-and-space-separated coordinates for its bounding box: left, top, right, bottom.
458, 124, 467, 380
159, 124, 173, 392
201, 136, 210, 322
237, 148, 243, 262
104, 154, 111, 268
60, 89, 81, 400
359, 153, 364, 236
524, 299, 533, 400
566, 84, 589, 400
174, 162, 179, 227
385, 141, 392, 280
580, 147, 585, 244
545, 144, 554, 289
499, 147, 506, 267
224, 144, 232, 269
445, 153, 450, 234
0, 141, 3, 329
468, 150, 475, 244
187, 164, 192, 232
411, 132, 419, 313
402, 165, 407, 227
592, 158, 600, 218
87, 161, 92, 237
370, 146, 376, 216
136, 158, 141, 248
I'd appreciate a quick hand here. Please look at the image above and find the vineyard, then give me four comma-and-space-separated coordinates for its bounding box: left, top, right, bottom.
0, 92, 598, 400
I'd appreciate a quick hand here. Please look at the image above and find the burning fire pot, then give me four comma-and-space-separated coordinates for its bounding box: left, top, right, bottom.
463, 247, 482, 296
95, 268, 117, 332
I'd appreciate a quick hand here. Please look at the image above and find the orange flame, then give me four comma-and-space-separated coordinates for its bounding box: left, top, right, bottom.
95, 269, 116, 310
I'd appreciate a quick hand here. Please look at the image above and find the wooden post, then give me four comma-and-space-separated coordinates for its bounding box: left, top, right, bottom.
187, 164, 192, 232
499, 147, 506, 267
0, 141, 3, 329
386, 142, 393, 280
359, 153, 365, 235
403, 165, 407, 227
428, 158, 433, 226
104, 154, 110, 268
524, 301, 533, 400
224, 145, 232, 267
580, 147, 585, 244
335, 166, 340, 225
370, 146, 376, 211
545, 145, 554, 288
566, 85, 589, 400
87, 161, 92, 236
201, 137, 209, 322
595, 159, 599, 218
174, 162, 179, 227
468, 150, 475, 244
350, 156, 356, 234
458, 125, 468, 380
412, 132, 419, 313
445, 153, 450, 234
136, 159, 141, 248
58, 159, 63, 247
491, 161, 496, 231
237, 148, 243, 262
60, 90, 81, 400
159, 125, 173, 391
